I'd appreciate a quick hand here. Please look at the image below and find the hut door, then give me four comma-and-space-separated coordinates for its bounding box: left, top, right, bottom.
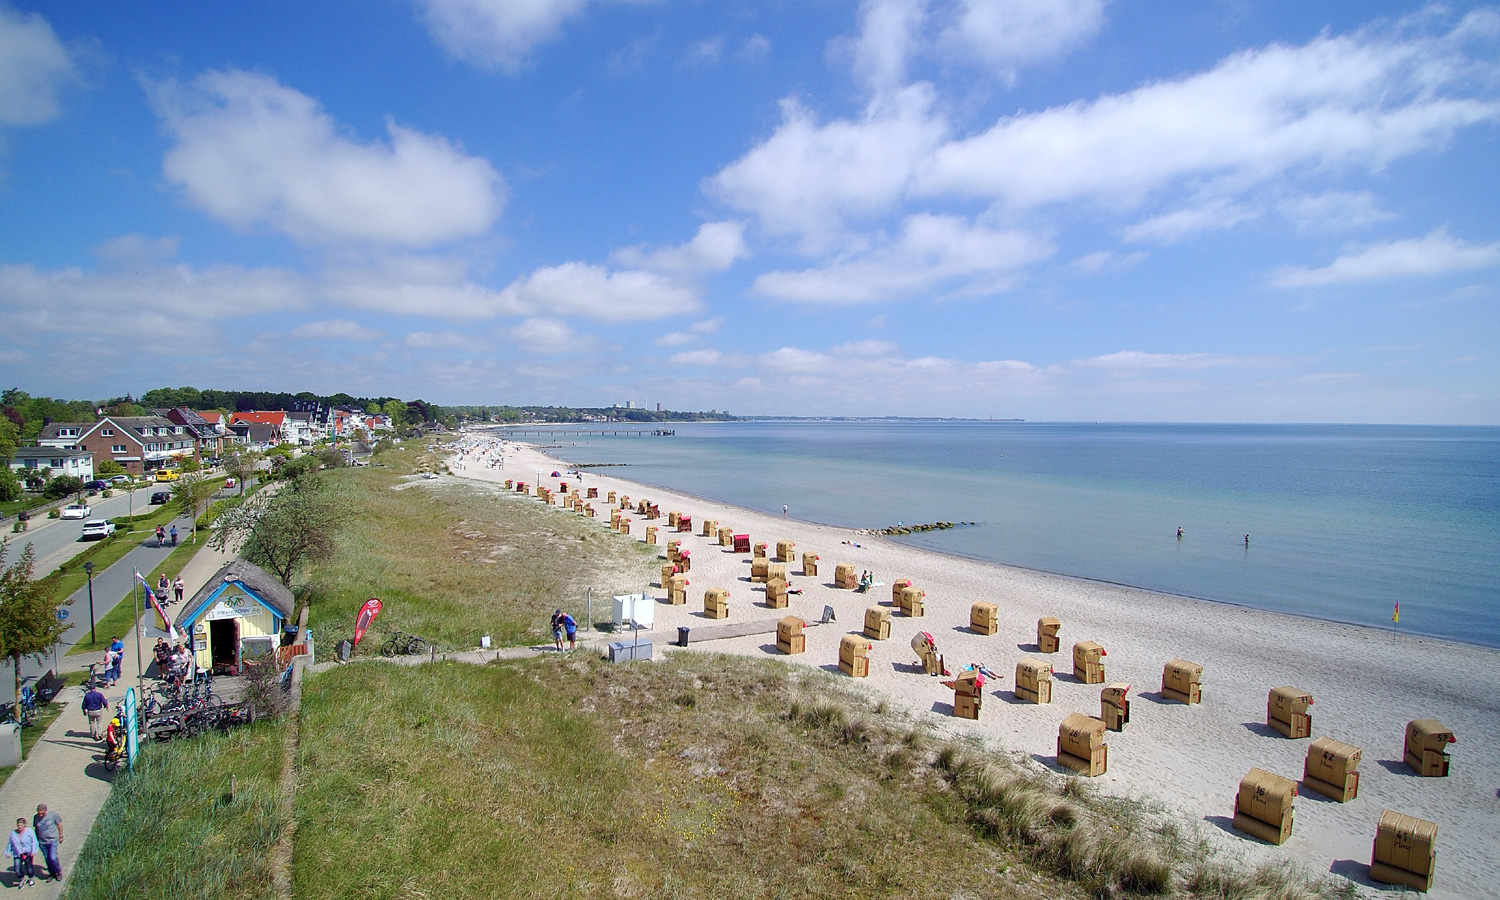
209, 619, 239, 673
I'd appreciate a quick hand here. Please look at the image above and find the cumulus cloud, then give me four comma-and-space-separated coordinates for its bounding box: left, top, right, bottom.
0, 5, 78, 126
510, 317, 581, 353
751, 214, 1052, 303
654, 316, 723, 347
612, 221, 747, 273
939, 0, 1106, 79
738, 34, 771, 62
850, 0, 929, 95
709, 87, 947, 248
918, 15, 1500, 208
1122, 199, 1259, 244
496, 262, 701, 322
151, 69, 506, 247
1277, 190, 1394, 231
289, 319, 382, 341
412, 0, 588, 72
93, 234, 182, 264
1272, 229, 1500, 287
668, 348, 722, 366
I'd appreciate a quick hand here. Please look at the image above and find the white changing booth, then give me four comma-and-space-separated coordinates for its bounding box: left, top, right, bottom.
612, 593, 653, 630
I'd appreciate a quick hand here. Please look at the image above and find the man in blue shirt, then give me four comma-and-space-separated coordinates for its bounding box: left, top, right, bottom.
81, 684, 109, 740
31, 805, 61, 883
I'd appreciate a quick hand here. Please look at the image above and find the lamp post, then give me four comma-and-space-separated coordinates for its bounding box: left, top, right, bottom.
84, 561, 97, 645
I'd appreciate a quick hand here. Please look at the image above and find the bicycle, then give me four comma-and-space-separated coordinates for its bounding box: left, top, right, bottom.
380, 631, 427, 658
102, 740, 124, 772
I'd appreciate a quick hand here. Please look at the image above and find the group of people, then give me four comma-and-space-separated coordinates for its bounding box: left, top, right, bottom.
6, 805, 62, 887
95, 636, 124, 688
550, 609, 577, 651
153, 524, 179, 548
154, 573, 187, 606
153, 638, 193, 686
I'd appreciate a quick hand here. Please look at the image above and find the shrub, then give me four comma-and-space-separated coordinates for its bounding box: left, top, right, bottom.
43, 475, 82, 499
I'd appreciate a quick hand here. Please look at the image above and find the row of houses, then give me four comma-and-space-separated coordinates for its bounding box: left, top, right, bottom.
24, 406, 391, 478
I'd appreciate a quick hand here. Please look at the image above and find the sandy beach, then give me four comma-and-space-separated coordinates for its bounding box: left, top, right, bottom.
448, 433, 1498, 898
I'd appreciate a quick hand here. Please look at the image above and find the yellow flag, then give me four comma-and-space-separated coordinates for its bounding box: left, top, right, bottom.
1392, 602, 1399, 623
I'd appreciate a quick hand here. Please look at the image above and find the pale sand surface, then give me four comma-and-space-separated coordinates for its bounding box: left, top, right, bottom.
448, 434, 1498, 898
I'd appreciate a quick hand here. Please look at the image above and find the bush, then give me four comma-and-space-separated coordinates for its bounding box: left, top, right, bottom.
47, 507, 60, 519
43, 475, 82, 499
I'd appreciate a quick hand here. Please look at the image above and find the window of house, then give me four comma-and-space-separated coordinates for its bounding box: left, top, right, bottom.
101, 428, 114, 436
112, 445, 127, 453
50, 459, 62, 467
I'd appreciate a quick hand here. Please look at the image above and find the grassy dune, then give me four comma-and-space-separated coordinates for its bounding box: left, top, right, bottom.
304, 446, 657, 657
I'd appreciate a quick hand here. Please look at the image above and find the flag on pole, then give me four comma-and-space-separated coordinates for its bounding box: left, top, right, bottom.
136, 571, 181, 642
1393, 602, 1399, 623
353, 597, 383, 648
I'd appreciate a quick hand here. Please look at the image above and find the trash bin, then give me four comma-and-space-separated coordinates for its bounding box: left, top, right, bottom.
677, 626, 691, 647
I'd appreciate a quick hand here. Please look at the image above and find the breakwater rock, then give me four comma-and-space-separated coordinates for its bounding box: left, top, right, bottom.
857, 521, 975, 536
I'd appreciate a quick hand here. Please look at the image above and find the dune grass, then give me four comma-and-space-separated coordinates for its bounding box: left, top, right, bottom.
300, 445, 656, 658
61, 722, 287, 900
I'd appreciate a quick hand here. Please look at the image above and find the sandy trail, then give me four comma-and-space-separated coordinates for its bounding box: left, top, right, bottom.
446, 434, 1498, 898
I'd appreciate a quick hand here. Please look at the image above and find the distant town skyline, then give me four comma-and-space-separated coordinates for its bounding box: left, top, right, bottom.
1, 1, 1496, 423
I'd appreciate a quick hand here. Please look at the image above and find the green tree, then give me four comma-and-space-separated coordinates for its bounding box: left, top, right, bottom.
209, 474, 352, 586
365, 401, 381, 415
381, 399, 406, 428
0, 415, 17, 462
43, 475, 82, 500
0, 544, 71, 735
224, 450, 261, 496
0, 468, 19, 503
172, 469, 218, 540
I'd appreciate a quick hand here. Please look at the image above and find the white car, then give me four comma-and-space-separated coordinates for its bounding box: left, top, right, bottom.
60, 504, 92, 520
81, 520, 116, 540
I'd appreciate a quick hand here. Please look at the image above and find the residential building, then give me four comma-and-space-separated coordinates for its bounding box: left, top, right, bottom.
229, 421, 282, 451
164, 407, 230, 459
37, 416, 195, 477
229, 411, 286, 446
4, 447, 94, 481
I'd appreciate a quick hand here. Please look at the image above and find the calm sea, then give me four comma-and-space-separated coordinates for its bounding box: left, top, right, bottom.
526, 422, 1500, 648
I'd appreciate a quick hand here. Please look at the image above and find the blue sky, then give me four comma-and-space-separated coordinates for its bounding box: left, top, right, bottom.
1, 1, 1497, 422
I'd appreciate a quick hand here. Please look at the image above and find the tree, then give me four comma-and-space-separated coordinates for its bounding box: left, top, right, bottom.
0, 544, 71, 734
172, 469, 218, 540
224, 450, 261, 496
43, 475, 82, 500
0, 468, 19, 503
96, 460, 126, 478
210, 474, 351, 586
382, 399, 406, 428
365, 401, 381, 415
0, 415, 16, 462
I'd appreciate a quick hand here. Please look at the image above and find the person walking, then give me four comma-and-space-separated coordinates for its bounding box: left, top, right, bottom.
563, 611, 578, 650
7, 818, 36, 887
81, 683, 109, 740
173, 576, 185, 604
31, 805, 61, 883
101, 647, 120, 689
107, 635, 124, 686
169, 525, 178, 546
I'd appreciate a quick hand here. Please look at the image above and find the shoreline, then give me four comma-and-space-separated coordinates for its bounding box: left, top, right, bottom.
449, 434, 1499, 898
527, 447, 1483, 653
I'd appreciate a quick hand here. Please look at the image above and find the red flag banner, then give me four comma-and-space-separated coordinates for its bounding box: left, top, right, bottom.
1393, 602, 1399, 623
353, 597, 383, 647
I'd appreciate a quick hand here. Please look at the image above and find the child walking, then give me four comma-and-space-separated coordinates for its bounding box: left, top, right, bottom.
8, 818, 36, 887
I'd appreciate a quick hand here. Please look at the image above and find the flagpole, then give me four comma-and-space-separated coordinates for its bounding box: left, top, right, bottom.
133, 573, 145, 724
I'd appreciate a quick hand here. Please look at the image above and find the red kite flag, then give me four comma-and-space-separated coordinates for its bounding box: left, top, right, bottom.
353, 597, 383, 647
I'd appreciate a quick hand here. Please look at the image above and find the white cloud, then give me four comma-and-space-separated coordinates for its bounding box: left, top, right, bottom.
1122, 199, 1259, 244
1277, 190, 1394, 231
412, 0, 587, 72
684, 36, 723, 66
668, 349, 722, 366
918, 16, 1500, 208
0, 5, 77, 126
1076, 350, 1256, 370
738, 35, 771, 62
653, 316, 722, 347
751, 214, 1052, 303
151, 69, 506, 247
940, 0, 1106, 79
851, 0, 929, 95
510, 317, 580, 353
497, 261, 701, 321
93, 234, 181, 264
1071, 250, 1145, 272
709, 86, 948, 248
289, 319, 382, 341
1272, 229, 1500, 287
404, 330, 487, 350
612, 221, 747, 273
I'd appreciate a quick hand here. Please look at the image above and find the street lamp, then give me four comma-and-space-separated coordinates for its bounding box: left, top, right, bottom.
84, 561, 97, 645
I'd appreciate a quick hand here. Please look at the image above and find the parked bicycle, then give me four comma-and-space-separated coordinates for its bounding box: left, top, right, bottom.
380, 631, 428, 658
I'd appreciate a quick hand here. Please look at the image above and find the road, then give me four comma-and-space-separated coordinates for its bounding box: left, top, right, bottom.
3, 485, 169, 575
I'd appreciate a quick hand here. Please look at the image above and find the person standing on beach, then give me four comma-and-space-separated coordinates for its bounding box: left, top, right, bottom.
31, 804, 61, 883
551, 609, 565, 652
82, 683, 108, 740
1244, 533, 1250, 547
8, 818, 36, 887
783, 504, 788, 518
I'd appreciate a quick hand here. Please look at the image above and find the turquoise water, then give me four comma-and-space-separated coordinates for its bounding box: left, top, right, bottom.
533, 422, 1500, 647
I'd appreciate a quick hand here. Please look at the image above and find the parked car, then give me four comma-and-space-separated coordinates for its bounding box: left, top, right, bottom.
81, 520, 117, 540
60, 503, 92, 519
149, 491, 170, 505
84, 480, 109, 491
108, 475, 131, 485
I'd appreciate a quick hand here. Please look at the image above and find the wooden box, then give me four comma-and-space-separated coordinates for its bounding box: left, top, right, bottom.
839, 635, 870, 677
1101, 683, 1131, 731
719, 526, 734, 546
1057, 713, 1107, 776
1403, 719, 1455, 777
835, 563, 858, 589
863, 606, 891, 640
703, 588, 729, 619
970, 601, 999, 635
1303, 736, 1362, 802
765, 578, 789, 609
1268, 687, 1313, 739
775, 616, 805, 655
1015, 658, 1052, 704
1232, 768, 1297, 845
1072, 641, 1106, 685
1161, 659, 1203, 704
776, 540, 796, 562
801, 552, 819, 576
898, 586, 925, 617
1370, 809, 1437, 892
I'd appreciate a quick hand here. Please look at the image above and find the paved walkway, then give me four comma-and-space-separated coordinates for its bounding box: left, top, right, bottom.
0, 539, 237, 896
